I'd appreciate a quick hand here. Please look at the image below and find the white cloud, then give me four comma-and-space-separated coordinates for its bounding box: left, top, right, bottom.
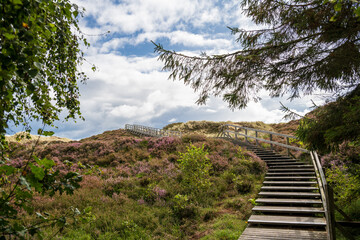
73, 0, 223, 34
168, 118, 177, 123
30, 0, 324, 140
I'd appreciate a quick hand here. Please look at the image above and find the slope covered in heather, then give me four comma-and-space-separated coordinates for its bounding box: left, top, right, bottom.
8, 129, 266, 239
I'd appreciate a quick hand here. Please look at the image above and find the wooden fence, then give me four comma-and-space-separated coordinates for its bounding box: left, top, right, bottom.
125, 124, 182, 138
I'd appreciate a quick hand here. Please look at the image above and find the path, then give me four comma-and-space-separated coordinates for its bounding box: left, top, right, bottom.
237, 141, 327, 240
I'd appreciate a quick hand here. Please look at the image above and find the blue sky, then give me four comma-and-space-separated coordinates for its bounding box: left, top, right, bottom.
8, 0, 325, 140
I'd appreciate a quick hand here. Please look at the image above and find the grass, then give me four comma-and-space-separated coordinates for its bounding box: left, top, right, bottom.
8, 130, 266, 239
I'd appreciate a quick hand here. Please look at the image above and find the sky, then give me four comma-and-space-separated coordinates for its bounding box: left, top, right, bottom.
9, 0, 326, 140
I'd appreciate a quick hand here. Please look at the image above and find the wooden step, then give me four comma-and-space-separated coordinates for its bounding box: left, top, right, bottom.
261, 186, 319, 191
265, 176, 316, 180
259, 156, 292, 159
253, 152, 275, 155
239, 227, 327, 240
256, 198, 322, 205
266, 172, 315, 176
258, 192, 321, 198
268, 164, 313, 168
264, 160, 298, 164
248, 215, 326, 227
263, 181, 317, 186
263, 159, 297, 162
268, 168, 314, 172
252, 206, 325, 214
267, 162, 305, 166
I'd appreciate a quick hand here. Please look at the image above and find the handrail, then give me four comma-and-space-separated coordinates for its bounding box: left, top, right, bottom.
310, 151, 335, 240
218, 124, 308, 153
223, 124, 297, 139
125, 124, 182, 138
217, 124, 336, 240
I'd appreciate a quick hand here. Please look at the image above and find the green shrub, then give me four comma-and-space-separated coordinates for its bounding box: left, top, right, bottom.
326, 166, 360, 204
178, 144, 212, 199
171, 194, 198, 220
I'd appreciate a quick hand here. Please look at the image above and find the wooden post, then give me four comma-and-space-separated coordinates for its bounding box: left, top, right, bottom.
270, 134, 273, 150
255, 131, 259, 146
326, 185, 336, 240
245, 129, 248, 142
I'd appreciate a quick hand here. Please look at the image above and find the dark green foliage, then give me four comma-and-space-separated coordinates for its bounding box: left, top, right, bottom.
154, 0, 360, 109
296, 86, 360, 153
0, 0, 93, 238
0, 0, 90, 138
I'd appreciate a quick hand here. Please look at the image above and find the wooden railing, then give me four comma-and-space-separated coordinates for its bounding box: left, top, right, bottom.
218, 124, 359, 240
125, 124, 182, 138
217, 124, 308, 154
310, 151, 335, 240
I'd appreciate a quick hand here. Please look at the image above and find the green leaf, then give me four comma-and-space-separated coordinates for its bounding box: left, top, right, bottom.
334, 2, 342, 12
43, 131, 54, 136
3, 33, 16, 40
30, 164, 45, 180
354, 7, 360, 17
330, 15, 337, 21
0, 165, 16, 175
11, 0, 23, 4
36, 158, 55, 169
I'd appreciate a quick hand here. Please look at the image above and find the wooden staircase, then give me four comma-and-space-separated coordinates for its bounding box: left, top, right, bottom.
238, 143, 327, 239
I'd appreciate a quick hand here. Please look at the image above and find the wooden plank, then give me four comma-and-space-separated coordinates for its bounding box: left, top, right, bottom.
268, 164, 313, 168
261, 186, 319, 191
239, 227, 327, 240
268, 168, 314, 172
258, 191, 320, 197
266, 172, 315, 176
248, 215, 326, 226
252, 206, 325, 213
265, 176, 316, 180
267, 162, 305, 165
256, 198, 322, 204
263, 181, 318, 185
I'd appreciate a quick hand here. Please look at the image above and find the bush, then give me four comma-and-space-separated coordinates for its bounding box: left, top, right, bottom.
178, 144, 212, 200
171, 194, 198, 220
326, 166, 360, 204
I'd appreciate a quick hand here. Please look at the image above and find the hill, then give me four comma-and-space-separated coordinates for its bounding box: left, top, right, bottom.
5, 131, 72, 143
7, 128, 266, 239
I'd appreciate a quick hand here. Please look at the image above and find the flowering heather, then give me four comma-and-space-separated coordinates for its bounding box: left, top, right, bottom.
147, 137, 181, 157
114, 165, 132, 177
320, 141, 360, 170
80, 175, 102, 189
4, 127, 269, 240
132, 161, 151, 175
153, 186, 167, 199
137, 198, 145, 205
157, 160, 178, 178
209, 154, 229, 171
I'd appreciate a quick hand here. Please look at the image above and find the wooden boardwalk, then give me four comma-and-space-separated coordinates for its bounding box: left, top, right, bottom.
237, 142, 328, 240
